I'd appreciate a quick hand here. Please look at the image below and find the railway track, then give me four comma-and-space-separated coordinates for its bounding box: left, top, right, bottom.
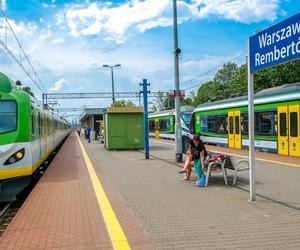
0, 202, 11, 220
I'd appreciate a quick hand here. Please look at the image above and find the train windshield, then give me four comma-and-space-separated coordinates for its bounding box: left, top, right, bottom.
181, 113, 192, 127
0, 100, 17, 134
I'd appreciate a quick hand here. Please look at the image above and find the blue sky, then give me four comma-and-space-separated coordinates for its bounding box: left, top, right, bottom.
0, 0, 300, 114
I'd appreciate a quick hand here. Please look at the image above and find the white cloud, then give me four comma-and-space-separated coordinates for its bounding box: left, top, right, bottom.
0, 0, 285, 113
192, 0, 280, 23
51, 37, 65, 44
42, 2, 56, 9
1, 0, 6, 11
49, 79, 69, 92
61, 0, 282, 43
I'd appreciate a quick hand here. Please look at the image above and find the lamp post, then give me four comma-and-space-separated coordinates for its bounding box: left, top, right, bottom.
102, 64, 121, 105
172, 0, 183, 162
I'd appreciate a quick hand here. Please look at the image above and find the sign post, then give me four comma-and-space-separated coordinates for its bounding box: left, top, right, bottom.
141, 79, 150, 159
247, 38, 256, 201
248, 12, 300, 201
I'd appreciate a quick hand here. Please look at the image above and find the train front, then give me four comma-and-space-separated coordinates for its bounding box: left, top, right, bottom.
180, 106, 194, 153
0, 73, 31, 202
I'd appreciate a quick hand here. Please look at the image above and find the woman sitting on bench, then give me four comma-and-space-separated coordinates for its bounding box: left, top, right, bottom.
180, 134, 207, 182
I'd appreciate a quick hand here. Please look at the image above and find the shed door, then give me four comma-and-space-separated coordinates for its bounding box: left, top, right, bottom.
288, 105, 300, 157
278, 106, 289, 155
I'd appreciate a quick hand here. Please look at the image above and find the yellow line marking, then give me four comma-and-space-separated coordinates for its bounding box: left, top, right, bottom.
77, 135, 131, 250
151, 139, 300, 168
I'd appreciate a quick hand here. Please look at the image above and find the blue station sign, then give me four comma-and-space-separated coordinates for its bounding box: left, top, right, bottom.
250, 12, 300, 73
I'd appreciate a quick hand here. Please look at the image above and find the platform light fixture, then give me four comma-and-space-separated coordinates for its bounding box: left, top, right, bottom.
102, 64, 121, 105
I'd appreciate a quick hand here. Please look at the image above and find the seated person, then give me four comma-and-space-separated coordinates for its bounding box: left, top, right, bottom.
181, 134, 207, 181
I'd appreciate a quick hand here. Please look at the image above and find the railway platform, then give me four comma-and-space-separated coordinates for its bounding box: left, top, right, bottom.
0, 133, 151, 250
0, 133, 300, 249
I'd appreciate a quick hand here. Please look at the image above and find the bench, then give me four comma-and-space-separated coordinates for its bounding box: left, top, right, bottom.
205, 155, 228, 187
223, 156, 249, 185
205, 154, 249, 186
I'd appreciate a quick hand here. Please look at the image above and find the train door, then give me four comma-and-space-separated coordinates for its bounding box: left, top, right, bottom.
278, 106, 289, 155
228, 111, 241, 149
289, 105, 300, 157
38, 112, 42, 158
234, 110, 242, 149
43, 113, 48, 154
155, 118, 159, 139
228, 111, 235, 148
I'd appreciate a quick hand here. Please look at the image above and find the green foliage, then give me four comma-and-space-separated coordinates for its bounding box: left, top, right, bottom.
254, 59, 300, 91
181, 97, 194, 106
162, 96, 174, 109
151, 91, 169, 111
22, 86, 35, 97
195, 81, 224, 104
112, 100, 136, 107
213, 62, 239, 98
230, 63, 247, 95
192, 58, 300, 107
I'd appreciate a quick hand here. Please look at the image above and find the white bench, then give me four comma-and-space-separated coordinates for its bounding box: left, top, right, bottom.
205, 154, 249, 186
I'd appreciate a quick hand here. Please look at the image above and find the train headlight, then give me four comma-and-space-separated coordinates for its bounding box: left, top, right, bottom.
8, 157, 16, 164
4, 148, 25, 165
16, 151, 23, 159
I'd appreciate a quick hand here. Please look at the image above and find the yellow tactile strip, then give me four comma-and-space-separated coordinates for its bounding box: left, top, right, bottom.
77, 135, 131, 250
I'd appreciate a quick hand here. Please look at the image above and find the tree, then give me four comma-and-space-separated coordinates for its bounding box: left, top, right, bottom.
112, 100, 136, 107
194, 80, 224, 105
151, 91, 168, 111
162, 96, 174, 109
181, 97, 194, 107
230, 63, 247, 95
254, 59, 300, 91
22, 86, 35, 97
213, 62, 239, 98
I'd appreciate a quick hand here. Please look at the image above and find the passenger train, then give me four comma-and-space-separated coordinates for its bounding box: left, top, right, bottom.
0, 72, 70, 201
190, 83, 300, 157
148, 106, 194, 152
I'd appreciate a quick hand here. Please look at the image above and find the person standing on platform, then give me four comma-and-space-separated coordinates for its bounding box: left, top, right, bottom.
86, 126, 91, 143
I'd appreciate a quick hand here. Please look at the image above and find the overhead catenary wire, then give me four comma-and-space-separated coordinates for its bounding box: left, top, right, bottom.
182, 52, 247, 91
0, 7, 47, 93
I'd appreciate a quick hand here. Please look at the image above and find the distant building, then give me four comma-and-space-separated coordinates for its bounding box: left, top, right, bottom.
80, 108, 106, 140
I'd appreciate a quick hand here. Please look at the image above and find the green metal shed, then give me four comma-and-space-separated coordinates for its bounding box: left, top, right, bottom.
104, 107, 144, 150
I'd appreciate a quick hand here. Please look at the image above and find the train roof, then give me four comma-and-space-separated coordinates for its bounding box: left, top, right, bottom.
1, 72, 69, 124
0, 72, 16, 93
148, 106, 194, 118
194, 82, 300, 112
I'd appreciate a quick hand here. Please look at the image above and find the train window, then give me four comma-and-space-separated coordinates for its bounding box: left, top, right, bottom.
181, 113, 192, 127
242, 114, 248, 135
235, 116, 240, 134
31, 111, 35, 138
229, 117, 234, 134
0, 100, 17, 134
257, 112, 275, 135
189, 113, 195, 134
38, 113, 41, 135
280, 113, 287, 136
215, 116, 227, 133
159, 119, 170, 131
207, 117, 215, 132
148, 120, 155, 132
290, 112, 298, 137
